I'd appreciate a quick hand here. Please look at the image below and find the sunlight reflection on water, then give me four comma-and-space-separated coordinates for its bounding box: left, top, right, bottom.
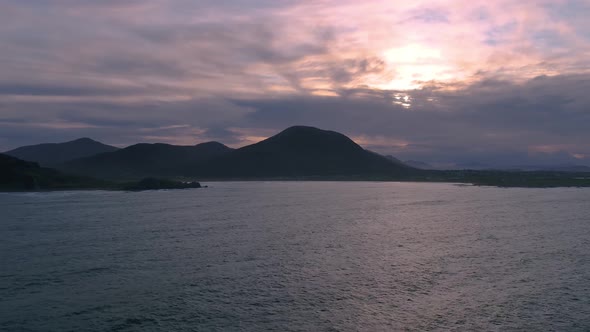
1, 182, 589, 331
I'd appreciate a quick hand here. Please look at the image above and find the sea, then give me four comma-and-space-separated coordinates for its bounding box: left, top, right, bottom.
1, 182, 589, 331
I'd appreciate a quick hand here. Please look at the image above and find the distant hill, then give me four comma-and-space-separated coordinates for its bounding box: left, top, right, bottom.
59, 126, 415, 179
0, 154, 41, 189
401, 160, 434, 170
195, 126, 415, 178
552, 165, 590, 172
0, 154, 207, 191
384, 155, 406, 164
0, 153, 108, 190
60, 141, 233, 180
4, 138, 119, 166
503, 165, 590, 173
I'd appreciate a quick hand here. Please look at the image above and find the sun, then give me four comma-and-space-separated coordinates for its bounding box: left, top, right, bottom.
372, 44, 460, 91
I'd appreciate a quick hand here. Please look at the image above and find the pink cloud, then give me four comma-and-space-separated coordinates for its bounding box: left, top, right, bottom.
1, 1, 589, 166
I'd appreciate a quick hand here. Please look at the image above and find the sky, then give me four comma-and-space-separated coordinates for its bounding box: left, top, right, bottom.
1, 0, 589, 167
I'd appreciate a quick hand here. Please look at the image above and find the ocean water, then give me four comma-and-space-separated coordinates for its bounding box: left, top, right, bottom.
1, 182, 589, 331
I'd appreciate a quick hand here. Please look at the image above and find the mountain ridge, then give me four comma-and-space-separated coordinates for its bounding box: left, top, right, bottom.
52, 126, 415, 180
60, 141, 233, 179
192, 126, 415, 178
4, 138, 119, 166
0, 153, 109, 190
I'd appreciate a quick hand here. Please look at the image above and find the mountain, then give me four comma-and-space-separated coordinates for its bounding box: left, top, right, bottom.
0, 154, 41, 189
384, 155, 406, 165
60, 141, 233, 180
0, 153, 108, 190
502, 164, 590, 172
195, 126, 415, 178
405, 160, 433, 169
50, 126, 415, 180
403, 160, 434, 170
4, 138, 119, 166
0, 153, 206, 191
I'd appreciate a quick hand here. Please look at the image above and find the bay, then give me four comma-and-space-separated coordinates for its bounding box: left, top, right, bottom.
1, 182, 589, 331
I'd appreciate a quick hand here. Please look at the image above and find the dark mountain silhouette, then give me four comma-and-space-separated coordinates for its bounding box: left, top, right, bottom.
195, 126, 415, 178
502, 164, 590, 172
60, 141, 233, 179
56, 126, 413, 179
3, 125, 590, 188
4, 138, 119, 166
0, 154, 206, 191
403, 160, 434, 170
544, 165, 590, 172
0, 153, 108, 190
383, 155, 428, 169
0, 154, 41, 189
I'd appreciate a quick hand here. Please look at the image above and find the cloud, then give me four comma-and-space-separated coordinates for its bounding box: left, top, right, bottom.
0, 0, 589, 166
229, 73, 590, 166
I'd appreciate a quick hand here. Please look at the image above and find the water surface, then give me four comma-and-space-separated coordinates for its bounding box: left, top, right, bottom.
1, 182, 589, 331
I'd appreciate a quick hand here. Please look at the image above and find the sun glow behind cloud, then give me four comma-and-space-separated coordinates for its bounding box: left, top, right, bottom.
1, 0, 590, 166
377, 44, 455, 90
2, 0, 588, 96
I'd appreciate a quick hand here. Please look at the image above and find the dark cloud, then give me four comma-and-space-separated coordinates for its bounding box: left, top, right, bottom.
0, 83, 141, 97
227, 74, 590, 166
3, 73, 589, 167
0, 1, 588, 167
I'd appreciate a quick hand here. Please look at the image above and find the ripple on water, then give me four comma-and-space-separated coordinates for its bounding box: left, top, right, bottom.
0, 182, 589, 331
